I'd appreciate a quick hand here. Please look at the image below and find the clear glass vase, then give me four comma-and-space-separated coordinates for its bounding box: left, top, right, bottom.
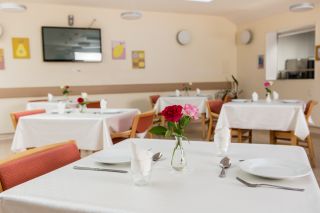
171, 137, 187, 171
79, 104, 87, 113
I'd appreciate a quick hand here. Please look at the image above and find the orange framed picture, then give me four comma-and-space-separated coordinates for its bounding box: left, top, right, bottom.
316, 45, 320, 61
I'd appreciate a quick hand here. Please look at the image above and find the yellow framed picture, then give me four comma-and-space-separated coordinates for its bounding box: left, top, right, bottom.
12, 37, 30, 59
132, 50, 145, 69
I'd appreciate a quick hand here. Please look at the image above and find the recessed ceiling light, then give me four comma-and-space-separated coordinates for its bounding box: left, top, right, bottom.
187, 0, 213, 3
120, 11, 142, 20
0, 2, 27, 12
289, 2, 315, 12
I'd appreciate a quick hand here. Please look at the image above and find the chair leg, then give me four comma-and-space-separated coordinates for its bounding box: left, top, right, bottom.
290, 132, 298, 146
306, 135, 316, 168
206, 119, 213, 141
201, 113, 206, 139
248, 130, 252, 143
238, 129, 243, 143
269, 131, 276, 144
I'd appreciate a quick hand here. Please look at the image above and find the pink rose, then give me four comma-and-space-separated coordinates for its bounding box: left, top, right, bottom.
264, 81, 271, 87
183, 104, 199, 120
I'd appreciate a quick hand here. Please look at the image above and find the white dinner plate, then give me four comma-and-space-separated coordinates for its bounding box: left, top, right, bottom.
282, 100, 300, 103
239, 158, 311, 179
232, 99, 248, 103
92, 149, 131, 164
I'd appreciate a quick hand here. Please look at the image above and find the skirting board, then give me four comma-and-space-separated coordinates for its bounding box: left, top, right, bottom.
0, 82, 230, 99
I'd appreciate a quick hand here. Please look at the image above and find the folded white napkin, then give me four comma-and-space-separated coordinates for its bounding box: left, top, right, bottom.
48, 93, 53, 102
196, 88, 201, 96
252, 92, 259, 102
81, 92, 88, 99
175, 90, 180, 97
100, 99, 107, 113
273, 91, 279, 100
57, 102, 66, 114
131, 142, 153, 176
214, 127, 231, 155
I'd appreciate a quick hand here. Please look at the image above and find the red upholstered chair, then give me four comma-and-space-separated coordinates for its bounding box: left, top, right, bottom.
0, 140, 80, 192
10, 109, 46, 129
111, 111, 155, 144
149, 95, 160, 108
86, 101, 101, 108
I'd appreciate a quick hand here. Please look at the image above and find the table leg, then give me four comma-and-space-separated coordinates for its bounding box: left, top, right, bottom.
201, 113, 206, 139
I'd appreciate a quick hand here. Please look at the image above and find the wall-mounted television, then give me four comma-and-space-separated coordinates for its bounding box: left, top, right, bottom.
42, 27, 102, 62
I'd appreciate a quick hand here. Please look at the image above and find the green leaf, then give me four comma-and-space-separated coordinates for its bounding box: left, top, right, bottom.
149, 126, 167, 136
180, 116, 191, 128
165, 129, 173, 138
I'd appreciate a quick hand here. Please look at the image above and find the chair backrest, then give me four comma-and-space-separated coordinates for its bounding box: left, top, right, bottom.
0, 140, 80, 192
207, 100, 224, 115
223, 95, 233, 103
28, 99, 48, 102
130, 111, 155, 137
304, 100, 318, 121
86, 101, 101, 109
10, 109, 46, 129
149, 95, 160, 108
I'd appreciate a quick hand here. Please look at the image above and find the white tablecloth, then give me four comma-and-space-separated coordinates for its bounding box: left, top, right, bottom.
26, 101, 78, 112
154, 96, 208, 116
216, 100, 310, 140
11, 109, 139, 152
1, 138, 319, 213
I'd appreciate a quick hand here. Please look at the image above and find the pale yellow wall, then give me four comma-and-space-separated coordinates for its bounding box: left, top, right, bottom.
0, 3, 237, 133
237, 8, 320, 127
0, 3, 237, 87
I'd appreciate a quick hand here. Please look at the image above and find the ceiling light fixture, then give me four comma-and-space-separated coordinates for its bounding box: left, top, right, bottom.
0, 2, 27, 12
120, 11, 142, 20
289, 2, 315, 12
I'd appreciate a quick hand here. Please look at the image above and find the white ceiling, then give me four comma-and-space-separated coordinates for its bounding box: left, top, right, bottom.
18, 0, 320, 24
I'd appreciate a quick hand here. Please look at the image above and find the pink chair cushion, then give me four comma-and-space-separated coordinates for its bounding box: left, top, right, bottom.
208, 100, 224, 114
136, 115, 154, 133
0, 143, 80, 191
150, 95, 160, 104
14, 109, 46, 122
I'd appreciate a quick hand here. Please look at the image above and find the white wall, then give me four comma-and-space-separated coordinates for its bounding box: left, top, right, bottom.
0, 3, 237, 133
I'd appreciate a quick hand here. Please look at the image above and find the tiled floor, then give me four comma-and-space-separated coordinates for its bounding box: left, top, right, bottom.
0, 124, 319, 185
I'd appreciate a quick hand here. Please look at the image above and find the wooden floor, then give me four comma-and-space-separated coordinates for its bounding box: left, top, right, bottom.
0, 125, 319, 185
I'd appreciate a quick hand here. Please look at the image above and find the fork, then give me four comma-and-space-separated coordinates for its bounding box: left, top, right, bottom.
236, 177, 305, 192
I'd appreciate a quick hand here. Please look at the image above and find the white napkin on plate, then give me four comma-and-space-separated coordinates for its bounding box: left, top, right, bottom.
196, 88, 201, 96
48, 93, 53, 102
175, 90, 180, 97
81, 92, 88, 99
214, 127, 231, 155
57, 102, 66, 114
100, 99, 107, 113
273, 91, 279, 100
252, 92, 259, 102
131, 142, 153, 176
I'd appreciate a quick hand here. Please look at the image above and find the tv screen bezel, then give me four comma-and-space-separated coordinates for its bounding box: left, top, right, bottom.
41, 26, 103, 63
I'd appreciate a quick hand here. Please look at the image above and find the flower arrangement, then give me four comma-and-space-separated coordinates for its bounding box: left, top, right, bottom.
149, 104, 199, 171
264, 81, 273, 95
60, 85, 71, 96
182, 82, 192, 96
77, 97, 88, 112
215, 75, 242, 100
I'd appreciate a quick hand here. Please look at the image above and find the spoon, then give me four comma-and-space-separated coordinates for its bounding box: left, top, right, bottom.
219, 157, 231, 178
152, 152, 163, 162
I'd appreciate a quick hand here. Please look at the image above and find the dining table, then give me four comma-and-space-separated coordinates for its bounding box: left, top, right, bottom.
0, 138, 319, 213
153, 96, 209, 137
11, 108, 140, 152
216, 100, 310, 142
26, 100, 78, 112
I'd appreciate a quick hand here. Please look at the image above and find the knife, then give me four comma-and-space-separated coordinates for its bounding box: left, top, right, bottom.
73, 166, 128, 173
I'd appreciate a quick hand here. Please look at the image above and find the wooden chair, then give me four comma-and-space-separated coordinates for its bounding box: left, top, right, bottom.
149, 95, 161, 125
0, 140, 80, 192
223, 95, 233, 103
10, 109, 46, 129
149, 95, 160, 108
270, 100, 318, 167
86, 101, 101, 108
111, 111, 155, 144
206, 100, 252, 143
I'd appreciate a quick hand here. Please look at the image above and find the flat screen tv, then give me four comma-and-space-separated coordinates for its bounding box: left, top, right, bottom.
42, 27, 102, 62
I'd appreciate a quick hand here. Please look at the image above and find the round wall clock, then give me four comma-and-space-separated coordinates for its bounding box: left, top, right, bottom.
177, 30, 192, 45
240, 30, 253, 45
